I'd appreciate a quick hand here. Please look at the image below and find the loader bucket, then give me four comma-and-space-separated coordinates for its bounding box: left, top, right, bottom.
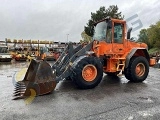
13, 59, 57, 100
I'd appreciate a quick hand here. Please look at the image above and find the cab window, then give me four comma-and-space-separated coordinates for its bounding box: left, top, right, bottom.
114, 23, 123, 43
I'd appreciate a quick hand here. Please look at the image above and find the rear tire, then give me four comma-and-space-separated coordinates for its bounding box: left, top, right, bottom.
71, 56, 103, 89
124, 56, 149, 82
124, 67, 131, 80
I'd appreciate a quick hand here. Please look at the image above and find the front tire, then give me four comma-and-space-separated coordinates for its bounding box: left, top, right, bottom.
124, 56, 149, 82
71, 56, 103, 89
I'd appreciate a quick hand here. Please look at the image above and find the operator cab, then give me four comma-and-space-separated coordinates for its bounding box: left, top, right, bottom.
93, 18, 125, 44
92, 18, 127, 55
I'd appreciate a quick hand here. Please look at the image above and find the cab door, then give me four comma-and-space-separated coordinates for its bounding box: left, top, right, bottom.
112, 22, 125, 54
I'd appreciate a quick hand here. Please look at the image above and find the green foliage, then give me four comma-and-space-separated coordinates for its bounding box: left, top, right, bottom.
84, 5, 124, 37
137, 29, 150, 48
80, 31, 92, 43
148, 47, 160, 55
138, 20, 160, 50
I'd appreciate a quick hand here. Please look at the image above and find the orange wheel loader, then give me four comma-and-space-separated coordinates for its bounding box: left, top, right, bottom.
13, 17, 156, 100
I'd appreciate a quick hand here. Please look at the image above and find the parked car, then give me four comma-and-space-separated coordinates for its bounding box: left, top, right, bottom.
0, 46, 12, 62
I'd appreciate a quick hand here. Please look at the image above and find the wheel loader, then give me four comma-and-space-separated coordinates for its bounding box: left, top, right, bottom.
13, 17, 156, 99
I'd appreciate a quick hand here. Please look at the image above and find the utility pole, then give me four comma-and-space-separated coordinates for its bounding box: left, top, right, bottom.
66, 34, 69, 44
38, 40, 39, 57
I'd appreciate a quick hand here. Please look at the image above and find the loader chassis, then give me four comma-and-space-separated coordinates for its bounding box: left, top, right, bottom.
13, 18, 153, 99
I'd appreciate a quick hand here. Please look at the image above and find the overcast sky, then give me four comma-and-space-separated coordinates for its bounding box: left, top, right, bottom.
0, 0, 160, 42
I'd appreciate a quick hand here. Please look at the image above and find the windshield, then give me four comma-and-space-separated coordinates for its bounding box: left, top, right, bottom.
0, 47, 8, 53
93, 21, 107, 41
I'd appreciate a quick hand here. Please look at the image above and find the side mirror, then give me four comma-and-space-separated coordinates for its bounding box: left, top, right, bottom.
127, 27, 132, 39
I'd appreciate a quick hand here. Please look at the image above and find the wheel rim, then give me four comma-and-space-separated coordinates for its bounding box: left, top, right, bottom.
82, 64, 97, 82
135, 63, 145, 77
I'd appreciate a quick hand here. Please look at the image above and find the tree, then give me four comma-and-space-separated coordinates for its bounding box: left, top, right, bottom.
137, 29, 150, 47
80, 31, 92, 43
84, 5, 124, 37
138, 20, 160, 49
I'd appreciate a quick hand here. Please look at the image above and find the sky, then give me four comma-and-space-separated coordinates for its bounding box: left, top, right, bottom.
0, 0, 160, 42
